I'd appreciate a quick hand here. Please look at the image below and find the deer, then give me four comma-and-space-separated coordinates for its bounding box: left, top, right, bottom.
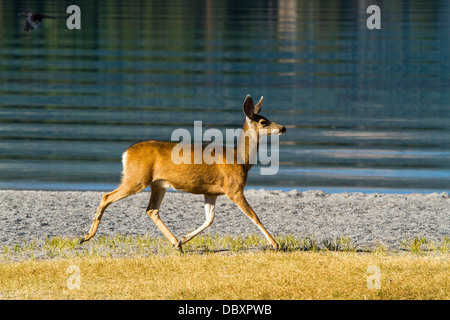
79, 94, 286, 251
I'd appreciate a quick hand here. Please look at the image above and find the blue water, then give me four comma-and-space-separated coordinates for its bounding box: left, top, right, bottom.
0, 0, 449, 193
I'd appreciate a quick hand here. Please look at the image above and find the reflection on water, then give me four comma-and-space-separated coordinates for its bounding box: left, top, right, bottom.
0, 0, 449, 192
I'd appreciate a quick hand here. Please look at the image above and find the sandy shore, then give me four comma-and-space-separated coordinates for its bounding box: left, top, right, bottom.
0, 189, 448, 250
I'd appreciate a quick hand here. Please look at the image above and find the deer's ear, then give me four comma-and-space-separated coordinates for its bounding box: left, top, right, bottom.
254, 96, 263, 114
243, 94, 255, 119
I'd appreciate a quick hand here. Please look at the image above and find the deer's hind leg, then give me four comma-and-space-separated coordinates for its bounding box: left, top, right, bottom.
146, 185, 180, 250
80, 181, 146, 244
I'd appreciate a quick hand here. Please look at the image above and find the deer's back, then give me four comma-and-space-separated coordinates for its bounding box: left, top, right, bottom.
122, 140, 247, 195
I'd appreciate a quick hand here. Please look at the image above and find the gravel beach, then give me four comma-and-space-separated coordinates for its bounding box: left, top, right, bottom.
0, 189, 449, 251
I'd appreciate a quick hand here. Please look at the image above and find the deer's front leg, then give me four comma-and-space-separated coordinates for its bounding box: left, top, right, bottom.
176, 195, 217, 248
228, 192, 278, 250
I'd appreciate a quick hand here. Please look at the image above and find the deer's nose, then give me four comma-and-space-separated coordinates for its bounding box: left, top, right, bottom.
280, 126, 286, 134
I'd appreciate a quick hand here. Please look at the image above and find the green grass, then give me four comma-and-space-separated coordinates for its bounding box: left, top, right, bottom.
400, 236, 450, 254
2, 234, 450, 263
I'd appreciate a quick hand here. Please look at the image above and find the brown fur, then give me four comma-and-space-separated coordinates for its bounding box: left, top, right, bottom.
80, 95, 286, 250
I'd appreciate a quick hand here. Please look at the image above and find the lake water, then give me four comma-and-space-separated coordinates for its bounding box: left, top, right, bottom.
0, 0, 449, 193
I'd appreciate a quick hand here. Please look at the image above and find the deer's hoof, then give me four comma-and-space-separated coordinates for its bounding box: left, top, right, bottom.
174, 240, 183, 252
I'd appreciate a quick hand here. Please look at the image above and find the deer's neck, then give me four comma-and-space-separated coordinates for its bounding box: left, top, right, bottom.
237, 119, 259, 172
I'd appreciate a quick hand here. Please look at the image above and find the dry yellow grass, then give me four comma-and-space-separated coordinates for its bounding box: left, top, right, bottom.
1, 251, 448, 300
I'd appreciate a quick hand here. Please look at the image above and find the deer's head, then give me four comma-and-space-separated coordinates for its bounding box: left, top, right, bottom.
242, 94, 286, 136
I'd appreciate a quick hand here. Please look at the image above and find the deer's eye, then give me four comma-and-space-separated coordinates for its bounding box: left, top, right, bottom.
260, 120, 268, 126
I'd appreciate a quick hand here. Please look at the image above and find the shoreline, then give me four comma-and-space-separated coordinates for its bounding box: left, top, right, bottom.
0, 189, 448, 253
0, 182, 448, 195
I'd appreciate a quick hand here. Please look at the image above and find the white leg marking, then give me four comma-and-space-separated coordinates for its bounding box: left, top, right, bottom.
183, 195, 217, 242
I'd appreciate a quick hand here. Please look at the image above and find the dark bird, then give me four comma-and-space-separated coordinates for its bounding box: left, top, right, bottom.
20, 12, 55, 32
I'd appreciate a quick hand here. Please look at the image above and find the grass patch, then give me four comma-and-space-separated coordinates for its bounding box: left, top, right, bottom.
1, 234, 449, 299
2, 234, 450, 263
0, 251, 448, 299
400, 236, 450, 254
